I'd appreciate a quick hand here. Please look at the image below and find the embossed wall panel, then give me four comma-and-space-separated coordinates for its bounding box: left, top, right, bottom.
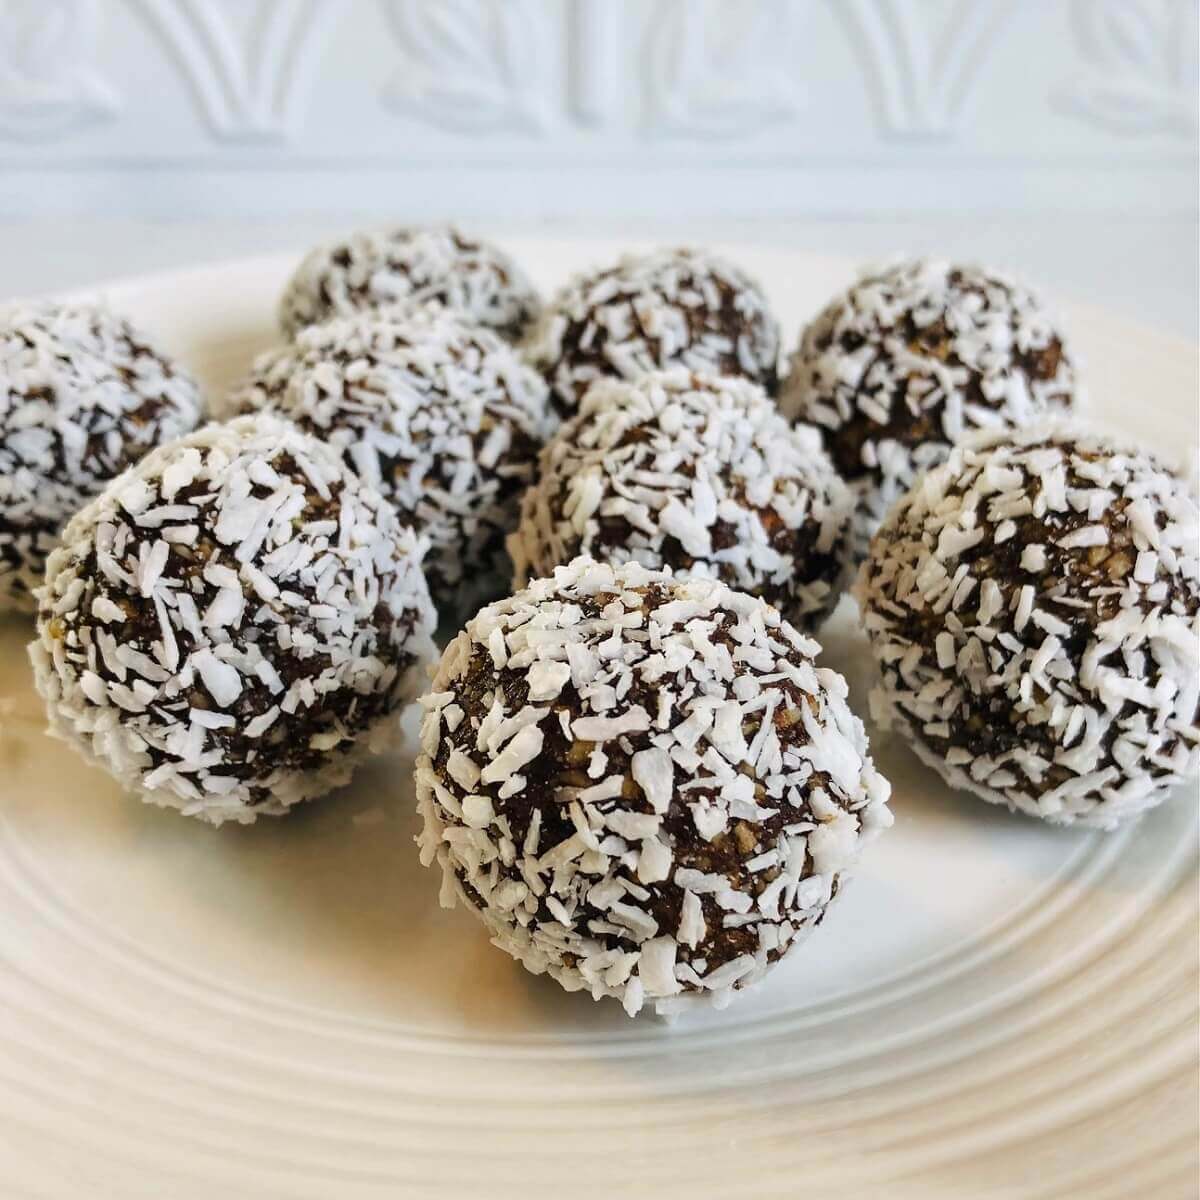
0, 0, 1194, 216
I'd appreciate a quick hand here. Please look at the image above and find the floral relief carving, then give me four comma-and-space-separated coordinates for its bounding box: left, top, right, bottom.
133, 0, 338, 141
642, 0, 800, 139
0, 0, 1190, 203
568, 0, 622, 127
1056, 0, 1198, 136
382, 0, 550, 134
834, 0, 1014, 137
0, 0, 119, 140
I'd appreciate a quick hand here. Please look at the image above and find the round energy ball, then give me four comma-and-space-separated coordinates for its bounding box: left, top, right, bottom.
526, 248, 781, 418
509, 370, 853, 631
0, 302, 203, 614
31, 414, 436, 826
278, 225, 540, 341
416, 557, 892, 1017
780, 260, 1078, 555
225, 305, 553, 624
856, 424, 1199, 830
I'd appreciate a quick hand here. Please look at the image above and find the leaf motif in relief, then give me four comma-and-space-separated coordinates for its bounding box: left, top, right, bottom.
643, 0, 801, 139
132, 0, 338, 142
1056, 0, 1198, 135
833, 0, 1016, 138
382, 0, 550, 134
0, 0, 119, 140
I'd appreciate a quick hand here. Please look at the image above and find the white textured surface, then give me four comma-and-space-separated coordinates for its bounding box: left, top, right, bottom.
0, 243, 1196, 1198
0, 1, 1195, 217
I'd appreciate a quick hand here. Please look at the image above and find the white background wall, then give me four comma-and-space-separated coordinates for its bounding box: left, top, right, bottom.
1, 0, 1196, 218
0, 0, 1196, 337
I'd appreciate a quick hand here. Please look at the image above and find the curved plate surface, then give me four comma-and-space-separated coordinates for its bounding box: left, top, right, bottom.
1, 242, 1196, 1199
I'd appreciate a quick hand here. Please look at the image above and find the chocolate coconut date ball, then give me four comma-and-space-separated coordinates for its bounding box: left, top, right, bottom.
416, 558, 892, 1017
857, 424, 1199, 830
225, 305, 553, 624
279, 225, 540, 341
30, 414, 436, 826
780, 260, 1078, 555
0, 302, 203, 614
527, 248, 781, 418
510, 371, 853, 631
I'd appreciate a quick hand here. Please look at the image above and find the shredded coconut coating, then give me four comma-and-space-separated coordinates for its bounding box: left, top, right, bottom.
30, 414, 436, 826
278, 225, 541, 342
0, 302, 203, 614
225, 305, 553, 624
856, 423, 1199, 830
416, 557, 892, 1017
780, 260, 1078, 556
525, 248, 781, 418
510, 370, 853, 631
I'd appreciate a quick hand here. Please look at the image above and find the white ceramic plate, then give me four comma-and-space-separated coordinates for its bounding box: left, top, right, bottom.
1, 242, 1197, 1200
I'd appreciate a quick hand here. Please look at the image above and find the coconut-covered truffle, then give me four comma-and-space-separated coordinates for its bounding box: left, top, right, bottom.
780, 260, 1078, 554
30, 413, 435, 826
526, 248, 780, 418
416, 557, 891, 1017
279, 225, 540, 341
225, 305, 553, 624
857, 424, 1199, 830
0, 302, 203, 614
510, 371, 853, 631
